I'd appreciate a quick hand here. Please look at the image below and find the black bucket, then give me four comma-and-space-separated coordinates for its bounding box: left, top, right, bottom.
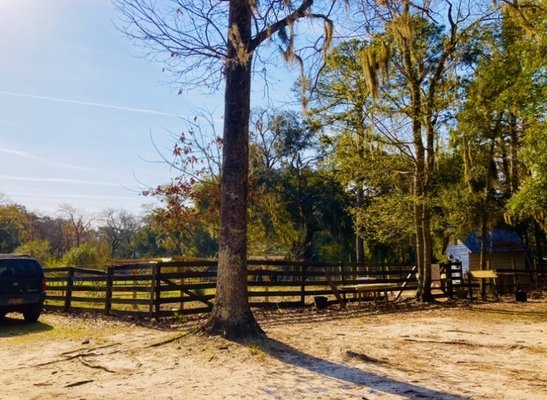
515, 290, 527, 302
314, 296, 328, 310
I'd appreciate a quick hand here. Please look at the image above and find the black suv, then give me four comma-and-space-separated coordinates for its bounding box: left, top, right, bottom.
0, 255, 46, 322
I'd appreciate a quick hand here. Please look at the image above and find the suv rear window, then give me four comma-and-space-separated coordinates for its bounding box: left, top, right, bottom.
0, 259, 41, 278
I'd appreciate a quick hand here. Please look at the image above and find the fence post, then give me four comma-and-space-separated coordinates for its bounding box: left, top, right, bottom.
105, 266, 113, 315
155, 263, 162, 320
467, 270, 474, 301
149, 263, 157, 318
446, 262, 453, 299
64, 267, 74, 312
180, 273, 185, 311
532, 258, 538, 290
300, 263, 307, 306
512, 258, 517, 293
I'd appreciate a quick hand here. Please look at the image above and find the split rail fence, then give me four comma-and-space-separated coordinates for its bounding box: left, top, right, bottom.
43, 259, 545, 319
44, 260, 427, 319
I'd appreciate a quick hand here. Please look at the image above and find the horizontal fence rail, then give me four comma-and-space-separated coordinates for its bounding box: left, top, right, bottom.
42, 260, 483, 319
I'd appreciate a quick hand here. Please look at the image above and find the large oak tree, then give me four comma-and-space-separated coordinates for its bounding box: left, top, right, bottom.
115, 0, 337, 338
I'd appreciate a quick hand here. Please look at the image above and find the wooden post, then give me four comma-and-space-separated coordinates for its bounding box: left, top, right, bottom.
512, 258, 517, 292
180, 275, 185, 311
149, 264, 157, 318
132, 268, 138, 309
264, 268, 270, 304
324, 270, 345, 308
105, 266, 113, 315
154, 263, 162, 320
446, 262, 453, 299
532, 258, 538, 290
481, 260, 489, 299
300, 263, 307, 306
467, 271, 474, 301
64, 267, 74, 312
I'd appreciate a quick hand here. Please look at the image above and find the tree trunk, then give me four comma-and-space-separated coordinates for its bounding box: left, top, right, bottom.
302, 224, 315, 263
421, 206, 434, 301
420, 102, 436, 302
414, 183, 425, 300
409, 81, 429, 301
509, 113, 519, 194
204, 0, 263, 339
478, 140, 496, 299
534, 221, 544, 261
479, 212, 488, 299
356, 186, 365, 270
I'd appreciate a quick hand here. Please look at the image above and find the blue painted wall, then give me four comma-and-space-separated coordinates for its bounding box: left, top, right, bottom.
446, 241, 471, 272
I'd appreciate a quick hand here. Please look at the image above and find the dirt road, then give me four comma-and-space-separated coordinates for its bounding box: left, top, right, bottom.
1, 298, 546, 399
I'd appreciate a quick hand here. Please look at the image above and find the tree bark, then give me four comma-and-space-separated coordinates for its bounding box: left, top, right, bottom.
356, 186, 365, 269
479, 212, 488, 299
509, 113, 519, 195
204, 0, 263, 339
409, 81, 429, 301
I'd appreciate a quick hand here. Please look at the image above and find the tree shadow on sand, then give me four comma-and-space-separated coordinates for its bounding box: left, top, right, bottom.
251, 337, 470, 400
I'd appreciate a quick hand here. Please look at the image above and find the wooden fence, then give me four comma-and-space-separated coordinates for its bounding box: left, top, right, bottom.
44, 260, 424, 319
49, 259, 537, 319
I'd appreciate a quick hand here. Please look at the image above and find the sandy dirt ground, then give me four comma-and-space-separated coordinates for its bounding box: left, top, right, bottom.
1, 297, 546, 400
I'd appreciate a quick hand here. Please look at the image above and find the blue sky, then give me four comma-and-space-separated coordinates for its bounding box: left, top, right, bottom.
0, 0, 299, 216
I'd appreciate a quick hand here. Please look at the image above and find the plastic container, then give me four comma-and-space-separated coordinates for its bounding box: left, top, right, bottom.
515, 290, 527, 302
314, 296, 328, 310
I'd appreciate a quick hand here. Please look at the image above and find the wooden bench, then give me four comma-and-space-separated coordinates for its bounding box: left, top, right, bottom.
339, 283, 399, 303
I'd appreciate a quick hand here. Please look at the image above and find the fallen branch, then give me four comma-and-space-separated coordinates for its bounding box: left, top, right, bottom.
78, 356, 115, 373
60, 343, 120, 357
346, 350, 386, 364
143, 332, 192, 348
64, 380, 94, 388
33, 352, 104, 367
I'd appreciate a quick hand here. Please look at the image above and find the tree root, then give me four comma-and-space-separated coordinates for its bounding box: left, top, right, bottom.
78, 356, 115, 373
33, 352, 105, 367
143, 332, 192, 348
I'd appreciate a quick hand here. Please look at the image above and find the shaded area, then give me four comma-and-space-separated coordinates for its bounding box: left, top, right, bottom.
152, 299, 472, 333
254, 299, 463, 328
247, 337, 470, 400
0, 315, 53, 337
469, 306, 547, 319
162, 299, 458, 332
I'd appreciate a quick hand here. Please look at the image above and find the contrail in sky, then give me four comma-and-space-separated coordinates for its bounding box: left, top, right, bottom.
0, 90, 178, 117
0, 175, 121, 186
0, 148, 104, 173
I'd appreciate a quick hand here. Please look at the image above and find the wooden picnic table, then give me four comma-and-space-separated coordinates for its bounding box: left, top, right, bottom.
468, 270, 498, 299
339, 282, 399, 303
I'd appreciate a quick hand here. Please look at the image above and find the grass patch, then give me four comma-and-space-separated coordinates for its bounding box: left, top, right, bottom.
0, 313, 132, 345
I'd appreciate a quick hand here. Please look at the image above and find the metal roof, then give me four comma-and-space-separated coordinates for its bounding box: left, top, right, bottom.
463, 230, 529, 253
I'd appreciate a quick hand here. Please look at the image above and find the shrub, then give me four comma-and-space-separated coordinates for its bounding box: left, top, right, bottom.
15, 240, 52, 266
62, 244, 102, 268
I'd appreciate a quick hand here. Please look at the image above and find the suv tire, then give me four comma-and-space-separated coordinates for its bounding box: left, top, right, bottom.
23, 305, 42, 322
